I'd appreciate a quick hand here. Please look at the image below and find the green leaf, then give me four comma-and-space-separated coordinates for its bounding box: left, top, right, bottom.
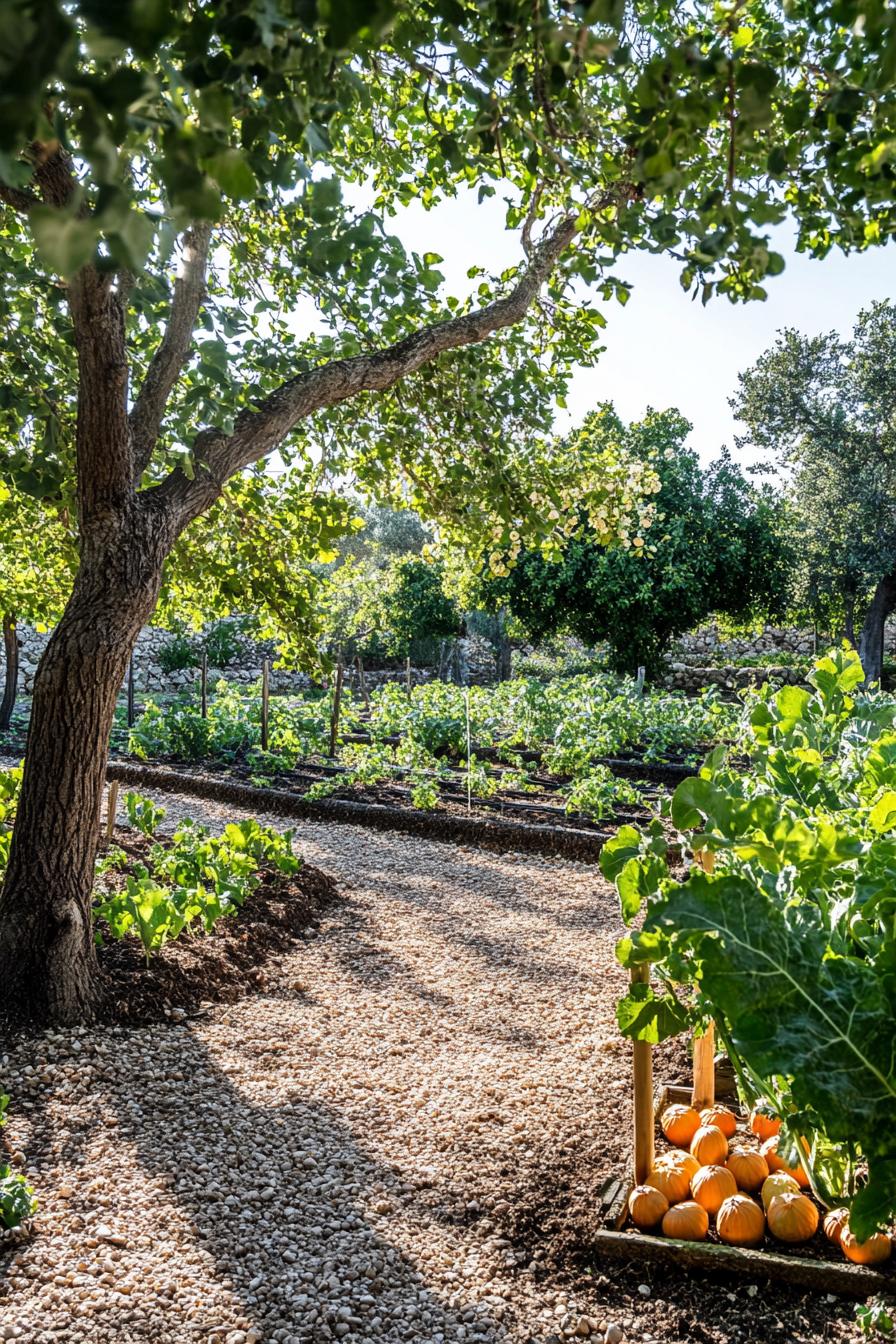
616, 981, 688, 1044
29, 206, 97, 277
203, 149, 257, 200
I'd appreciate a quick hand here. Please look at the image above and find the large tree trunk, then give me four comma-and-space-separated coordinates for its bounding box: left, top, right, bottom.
0, 614, 17, 732
0, 508, 172, 1023
858, 571, 896, 685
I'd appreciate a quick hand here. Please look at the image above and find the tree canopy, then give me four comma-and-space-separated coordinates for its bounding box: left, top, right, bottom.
733, 300, 896, 681
483, 405, 792, 676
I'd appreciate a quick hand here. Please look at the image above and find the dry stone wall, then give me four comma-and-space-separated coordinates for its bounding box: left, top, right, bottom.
12, 619, 498, 697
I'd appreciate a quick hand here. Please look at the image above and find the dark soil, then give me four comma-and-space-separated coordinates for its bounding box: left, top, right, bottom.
93, 828, 340, 1025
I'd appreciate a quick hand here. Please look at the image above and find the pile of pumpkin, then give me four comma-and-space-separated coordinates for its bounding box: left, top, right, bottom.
627, 1102, 892, 1266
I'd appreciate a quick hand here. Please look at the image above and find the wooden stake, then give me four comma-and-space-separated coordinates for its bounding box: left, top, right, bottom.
200, 652, 208, 718
105, 779, 120, 840
261, 658, 270, 751
631, 962, 655, 1183
329, 660, 344, 758
405, 656, 412, 697
692, 1022, 716, 1111
127, 653, 135, 727
690, 845, 716, 1111
355, 655, 370, 711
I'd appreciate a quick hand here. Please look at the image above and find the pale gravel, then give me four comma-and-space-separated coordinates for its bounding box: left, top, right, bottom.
0, 787, 865, 1344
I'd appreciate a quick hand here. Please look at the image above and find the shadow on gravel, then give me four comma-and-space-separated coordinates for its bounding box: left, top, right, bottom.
113, 1029, 512, 1344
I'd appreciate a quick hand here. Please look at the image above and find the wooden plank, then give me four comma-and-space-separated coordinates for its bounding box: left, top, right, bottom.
692, 1022, 716, 1110
592, 1228, 892, 1298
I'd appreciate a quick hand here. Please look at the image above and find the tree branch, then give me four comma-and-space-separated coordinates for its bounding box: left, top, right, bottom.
129, 223, 213, 479
0, 183, 39, 214
154, 207, 585, 532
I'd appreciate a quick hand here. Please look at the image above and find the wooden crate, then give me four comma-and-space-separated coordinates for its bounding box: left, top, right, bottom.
594, 987, 894, 1298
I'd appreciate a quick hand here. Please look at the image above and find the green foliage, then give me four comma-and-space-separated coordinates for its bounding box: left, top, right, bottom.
485, 406, 792, 677
0, 1086, 37, 1229
564, 767, 645, 822
733, 302, 896, 665
857, 1299, 895, 1337
94, 817, 300, 962
124, 791, 167, 838
203, 619, 248, 668
376, 559, 459, 662
602, 648, 896, 1237
157, 629, 198, 675
0, 764, 22, 876
0, 1166, 36, 1229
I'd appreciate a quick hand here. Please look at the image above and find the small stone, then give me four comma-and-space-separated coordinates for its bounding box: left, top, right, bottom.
637, 1283, 651, 1298
604, 1327, 624, 1344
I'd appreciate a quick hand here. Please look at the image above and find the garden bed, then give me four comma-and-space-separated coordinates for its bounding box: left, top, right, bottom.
106, 760, 669, 863
92, 829, 340, 1025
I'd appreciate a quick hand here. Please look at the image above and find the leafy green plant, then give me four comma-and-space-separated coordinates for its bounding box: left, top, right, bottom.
124, 791, 166, 838
0, 763, 22, 877
564, 767, 645, 821
0, 1166, 36, 1229
857, 1299, 895, 1337
602, 647, 896, 1238
204, 619, 247, 668
304, 778, 343, 801
95, 845, 127, 877
409, 775, 440, 810
157, 629, 199, 674
94, 818, 301, 960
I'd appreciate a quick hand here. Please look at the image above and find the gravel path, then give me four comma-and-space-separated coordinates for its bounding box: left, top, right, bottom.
0, 792, 866, 1344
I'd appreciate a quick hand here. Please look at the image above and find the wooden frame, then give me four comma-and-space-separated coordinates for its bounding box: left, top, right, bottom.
595, 972, 893, 1298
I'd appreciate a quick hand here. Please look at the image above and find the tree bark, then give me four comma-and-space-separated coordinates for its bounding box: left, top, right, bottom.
0, 504, 174, 1022
858, 571, 896, 685
0, 614, 18, 732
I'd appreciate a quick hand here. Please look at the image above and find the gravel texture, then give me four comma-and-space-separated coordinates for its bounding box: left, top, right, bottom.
0, 789, 869, 1344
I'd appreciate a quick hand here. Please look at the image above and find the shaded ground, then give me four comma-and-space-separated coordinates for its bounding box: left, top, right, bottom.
0, 793, 871, 1343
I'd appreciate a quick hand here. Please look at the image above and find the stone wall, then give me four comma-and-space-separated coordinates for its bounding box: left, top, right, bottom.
12, 619, 499, 699
671, 623, 820, 664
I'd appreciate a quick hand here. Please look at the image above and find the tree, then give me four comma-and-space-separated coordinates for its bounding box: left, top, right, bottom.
2, 3, 896, 1021
733, 302, 896, 683
0, 484, 74, 730
483, 406, 791, 676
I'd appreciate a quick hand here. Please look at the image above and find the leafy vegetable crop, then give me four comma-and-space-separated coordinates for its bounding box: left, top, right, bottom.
602, 648, 896, 1238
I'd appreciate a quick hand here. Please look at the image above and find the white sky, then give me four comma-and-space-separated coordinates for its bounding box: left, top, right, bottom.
374, 188, 895, 467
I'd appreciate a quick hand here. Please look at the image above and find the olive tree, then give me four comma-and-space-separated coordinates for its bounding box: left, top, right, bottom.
2, 1, 896, 1020
733, 302, 896, 683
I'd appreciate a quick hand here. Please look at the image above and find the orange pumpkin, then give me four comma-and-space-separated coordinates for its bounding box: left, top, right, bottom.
628, 1184, 669, 1230
645, 1164, 691, 1205
662, 1200, 709, 1242
726, 1146, 769, 1193
749, 1105, 781, 1141
767, 1192, 819, 1243
823, 1207, 850, 1246
690, 1124, 728, 1166
761, 1172, 800, 1212
716, 1194, 766, 1248
699, 1105, 737, 1139
661, 1104, 702, 1148
691, 1164, 738, 1216
760, 1135, 810, 1188
841, 1229, 892, 1266
656, 1150, 700, 1182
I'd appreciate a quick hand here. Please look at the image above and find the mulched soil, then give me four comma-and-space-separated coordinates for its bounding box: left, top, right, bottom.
94, 829, 340, 1025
